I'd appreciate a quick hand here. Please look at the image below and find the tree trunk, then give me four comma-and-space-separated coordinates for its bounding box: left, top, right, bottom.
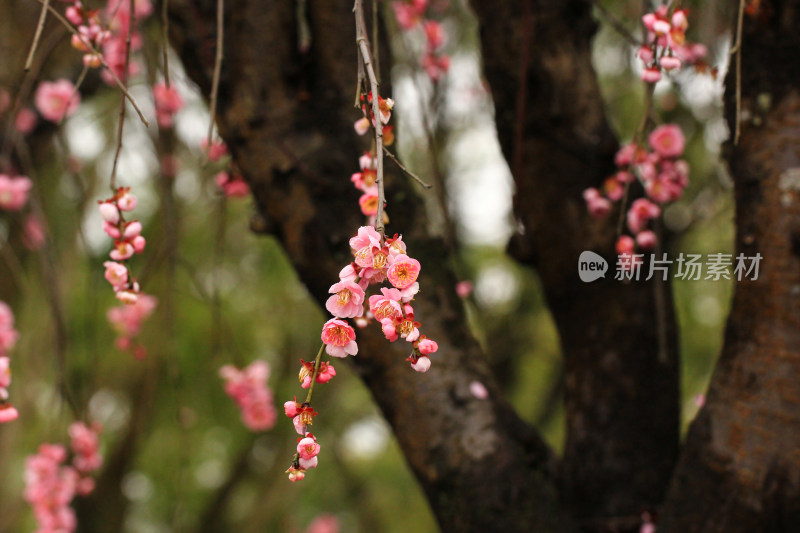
659, 1, 800, 531
471, 1, 680, 529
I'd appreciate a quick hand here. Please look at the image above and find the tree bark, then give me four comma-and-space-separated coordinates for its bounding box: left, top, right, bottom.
471, 1, 680, 529
659, 1, 800, 531
166, 0, 564, 531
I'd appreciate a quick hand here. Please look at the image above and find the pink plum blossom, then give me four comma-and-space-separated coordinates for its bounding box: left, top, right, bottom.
15, 108, 37, 134
368, 287, 403, 321
648, 124, 685, 158
627, 198, 661, 234
297, 436, 321, 460
0, 174, 32, 211
325, 281, 364, 318
417, 338, 438, 355
103, 261, 128, 290
0, 404, 18, 423
321, 319, 358, 357
307, 515, 340, 533
469, 381, 489, 399
34, 79, 80, 122
636, 230, 658, 250
411, 356, 431, 373
387, 254, 421, 290
455, 280, 473, 298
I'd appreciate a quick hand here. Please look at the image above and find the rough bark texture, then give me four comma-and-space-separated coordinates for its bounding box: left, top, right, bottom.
471, 1, 680, 529
166, 1, 563, 531
659, 1, 800, 531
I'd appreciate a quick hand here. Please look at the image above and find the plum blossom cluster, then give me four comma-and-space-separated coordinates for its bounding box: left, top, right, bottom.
638, 6, 709, 83
584, 124, 689, 254
201, 138, 251, 198
282, 226, 438, 481
392, 0, 450, 81
219, 360, 277, 432
64, 0, 153, 84
153, 81, 184, 129
352, 93, 394, 220
98, 187, 157, 356
107, 294, 157, 359
24, 422, 103, 533
0, 301, 20, 424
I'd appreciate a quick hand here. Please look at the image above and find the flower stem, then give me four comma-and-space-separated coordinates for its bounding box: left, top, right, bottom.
304, 343, 326, 405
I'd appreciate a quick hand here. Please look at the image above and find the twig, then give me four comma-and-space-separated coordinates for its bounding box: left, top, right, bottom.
383, 146, 432, 189
162, 0, 171, 87
206, 0, 225, 155
59, 63, 89, 127
109, 0, 136, 192
591, 0, 642, 47
731, 0, 745, 145
303, 343, 326, 405
616, 82, 655, 238
354, 0, 385, 239
24, 0, 51, 71
34, 0, 150, 127
372, 0, 380, 83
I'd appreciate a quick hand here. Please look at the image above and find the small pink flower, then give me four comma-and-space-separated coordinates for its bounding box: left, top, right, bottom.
132, 235, 146, 254
648, 124, 685, 158
0, 405, 18, 423
469, 381, 489, 399
616, 235, 635, 255
350, 226, 382, 267
417, 338, 438, 355
98, 202, 120, 224
638, 46, 655, 64
0, 175, 32, 211
284, 400, 301, 418
368, 287, 403, 321
297, 436, 321, 460
34, 79, 80, 122
321, 319, 358, 358
641, 67, 662, 83
424, 20, 445, 50
14, 108, 37, 134
455, 280, 473, 298
288, 468, 305, 482
299, 456, 318, 470
636, 230, 658, 250
103, 261, 128, 289
627, 198, 661, 234
354, 117, 370, 135
359, 193, 379, 216
387, 254, 421, 290
380, 318, 398, 342
307, 515, 340, 533
116, 191, 137, 211
123, 221, 142, 240
411, 356, 431, 373
153, 82, 184, 128
659, 56, 682, 71
326, 280, 366, 318
110, 241, 135, 261
202, 139, 229, 162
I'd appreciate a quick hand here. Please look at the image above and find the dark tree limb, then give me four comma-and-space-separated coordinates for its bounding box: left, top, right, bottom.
471, 0, 680, 528
659, 2, 800, 531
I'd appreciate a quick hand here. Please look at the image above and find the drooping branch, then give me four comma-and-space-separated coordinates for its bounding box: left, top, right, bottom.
164, 0, 564, 530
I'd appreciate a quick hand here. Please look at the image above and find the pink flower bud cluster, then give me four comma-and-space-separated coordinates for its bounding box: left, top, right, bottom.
392, 0, 450, 81
24, 423, 103, 533
284, 431, 321, 482
219, 361, 277, 432
65, 1, 111, 69
201, 138, 250, 198
101, 0, 153, 84
353, 92, 395, 157
152, 81, 184, 128
584, 124, 689, 255
0, 301, 20, 424
0, 174, 32, 211
98, 187, 158, 357
638, 6, 708, 83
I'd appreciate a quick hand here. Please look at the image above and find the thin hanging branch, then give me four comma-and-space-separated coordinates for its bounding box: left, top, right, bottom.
162, 0, 171, 86
24, 0, 51, 71
109, 0, 136, 191
34, 0, 149, 127
354, 0, 385, 239
206, 0, 225, 154
731, 0, 746, 145
383, 146, 432, 189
